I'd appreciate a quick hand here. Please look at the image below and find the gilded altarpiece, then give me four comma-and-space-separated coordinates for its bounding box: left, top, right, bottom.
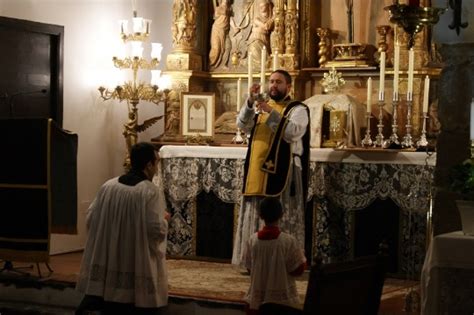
156, 0, 318, 143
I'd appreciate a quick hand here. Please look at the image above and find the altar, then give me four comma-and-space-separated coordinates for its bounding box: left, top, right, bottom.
156, 145, 436, 276
421, 231, 474, 314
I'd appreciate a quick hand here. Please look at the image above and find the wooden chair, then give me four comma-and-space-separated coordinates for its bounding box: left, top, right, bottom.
259, 252, 387, 315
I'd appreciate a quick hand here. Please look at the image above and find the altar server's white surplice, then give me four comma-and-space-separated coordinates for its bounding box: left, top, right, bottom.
76, 177, 168, 308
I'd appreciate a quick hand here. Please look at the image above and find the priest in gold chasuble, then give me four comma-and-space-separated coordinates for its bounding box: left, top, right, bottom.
232, 69, 310, 267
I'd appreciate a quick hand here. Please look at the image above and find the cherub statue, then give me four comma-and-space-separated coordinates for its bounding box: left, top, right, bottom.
123, 110, 163, 154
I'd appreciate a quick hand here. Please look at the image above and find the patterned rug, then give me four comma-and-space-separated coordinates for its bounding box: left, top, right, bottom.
1, 256, 417, 307
167, 259, 417, 304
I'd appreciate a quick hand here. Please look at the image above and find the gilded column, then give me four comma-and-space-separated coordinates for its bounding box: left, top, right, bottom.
316, 28, 330, 68
167, 0, 202, 72
281, 0, 299, 70
270, 0, 285, 55
284, 0, 298, 55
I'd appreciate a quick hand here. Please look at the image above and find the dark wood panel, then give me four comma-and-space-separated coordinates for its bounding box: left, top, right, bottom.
0, 16, 63, 126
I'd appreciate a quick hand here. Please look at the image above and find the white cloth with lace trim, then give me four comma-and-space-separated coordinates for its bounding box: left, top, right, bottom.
243, 232, 307, 310
76, 178, 168, 308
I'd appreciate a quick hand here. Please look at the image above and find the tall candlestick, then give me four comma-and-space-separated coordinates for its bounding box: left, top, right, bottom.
378, 51, 386, 101
272, 49, 278, 71
407, 48, 414, 100
237, 78, 242, 111
367, 77, 372, 113
393, 43, 400, 101
422, 75, 430, 113
248, 51, 253, 93
260, 46, 266, 93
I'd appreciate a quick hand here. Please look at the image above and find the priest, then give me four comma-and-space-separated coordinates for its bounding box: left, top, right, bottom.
232, 69, 310, 267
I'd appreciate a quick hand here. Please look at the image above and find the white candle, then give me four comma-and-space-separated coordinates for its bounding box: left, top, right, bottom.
272, 49, 278, 71
393, 43, 400, 101
378, 51, 386, 101
407, 48, 414, 100
260, 46, 266, 93
119, 20, 128, 35
367, 77, 372, 113
237, 78, 242, 111
131, 41, 143, 58
248, 51, 253, 93
422, 75, 430, 113
132, 17, 143, 33
151, 70, 161, 86
151, 43, 163, 60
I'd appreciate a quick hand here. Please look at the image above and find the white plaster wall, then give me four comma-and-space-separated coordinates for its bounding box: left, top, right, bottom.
0, 0, 173, 254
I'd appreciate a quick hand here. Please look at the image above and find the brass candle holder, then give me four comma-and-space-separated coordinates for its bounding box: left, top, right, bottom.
385, 4, 447, 48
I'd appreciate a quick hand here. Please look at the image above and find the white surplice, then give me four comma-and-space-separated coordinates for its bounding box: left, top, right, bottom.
243, 232, 307, 310
76, 178, 168, 308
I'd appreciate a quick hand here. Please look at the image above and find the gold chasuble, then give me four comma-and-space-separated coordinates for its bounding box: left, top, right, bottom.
244, 101, 287, 195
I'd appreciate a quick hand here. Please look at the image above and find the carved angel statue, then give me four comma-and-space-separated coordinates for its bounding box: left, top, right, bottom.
246, 0, 274, 66
123, 111, 164, 152
209, 0, 234, 69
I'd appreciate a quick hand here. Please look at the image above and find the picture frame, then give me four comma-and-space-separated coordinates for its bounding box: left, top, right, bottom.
181, 92, 215, 138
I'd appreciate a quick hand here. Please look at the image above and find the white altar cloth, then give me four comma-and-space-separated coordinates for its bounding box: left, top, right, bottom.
421, 231, 474, 314
159, 145, 436, 166
157, 144, 435, 274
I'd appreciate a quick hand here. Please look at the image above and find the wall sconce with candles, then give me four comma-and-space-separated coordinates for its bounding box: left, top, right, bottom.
98, 5, 171, 169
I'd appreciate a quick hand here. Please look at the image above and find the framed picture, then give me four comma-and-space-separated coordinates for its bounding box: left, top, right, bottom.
181, 92, 215, 137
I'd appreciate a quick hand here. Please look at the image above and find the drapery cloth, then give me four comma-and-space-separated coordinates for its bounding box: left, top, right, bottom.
243, 232, 306, 310
157, 145, 435, 274
303, 94, 366, 148
76, 178, 168, 308
420, 231, 474, 315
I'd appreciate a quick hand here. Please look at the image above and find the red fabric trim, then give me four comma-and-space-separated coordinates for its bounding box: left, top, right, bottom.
257, 226, 281, 240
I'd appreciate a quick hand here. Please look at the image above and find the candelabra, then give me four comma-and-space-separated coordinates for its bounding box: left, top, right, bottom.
389, 95, 400, 145
361, 113, 373, 147
416, 112, 429, 148
98, 10, 170, 169
385, 3, 447, 48
374, 100, 387, 147
401, 95, 414, 148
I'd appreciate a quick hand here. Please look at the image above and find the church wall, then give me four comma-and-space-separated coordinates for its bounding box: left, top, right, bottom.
0, 0, 173, 254
432, 0, 474, 43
